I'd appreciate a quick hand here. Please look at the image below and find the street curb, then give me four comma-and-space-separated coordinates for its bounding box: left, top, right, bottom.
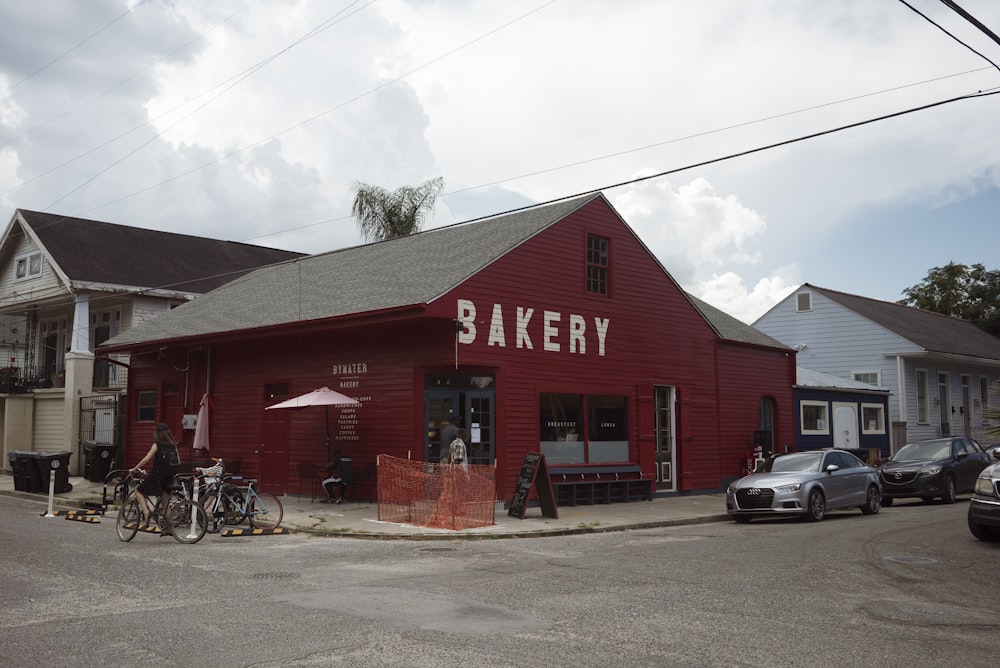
4, 489, 732, 540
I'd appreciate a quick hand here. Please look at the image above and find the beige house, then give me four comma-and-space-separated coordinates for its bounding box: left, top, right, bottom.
0, 209, 303, 474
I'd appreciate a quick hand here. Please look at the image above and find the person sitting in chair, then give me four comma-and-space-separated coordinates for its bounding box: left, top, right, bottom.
321, 450, 347, 504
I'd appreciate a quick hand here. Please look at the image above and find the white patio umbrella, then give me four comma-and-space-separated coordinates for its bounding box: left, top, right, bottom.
265, 387, 360, 460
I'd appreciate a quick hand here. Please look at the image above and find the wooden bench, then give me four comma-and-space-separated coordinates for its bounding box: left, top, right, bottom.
548, 464, 654, 506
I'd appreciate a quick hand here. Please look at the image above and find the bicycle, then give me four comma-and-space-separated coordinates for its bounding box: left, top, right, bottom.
201, 473, 283, 531
193, 459, 243, 533
115, 469, 208, 544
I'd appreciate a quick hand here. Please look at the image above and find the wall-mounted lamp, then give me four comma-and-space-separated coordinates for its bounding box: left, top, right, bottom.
794, 343, 808, 350
974, 398, 981, 408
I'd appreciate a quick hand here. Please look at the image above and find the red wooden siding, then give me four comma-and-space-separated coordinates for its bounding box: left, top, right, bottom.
121, 197, 794, 499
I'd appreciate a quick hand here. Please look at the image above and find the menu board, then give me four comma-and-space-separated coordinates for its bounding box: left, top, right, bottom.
507, 452, 558, 519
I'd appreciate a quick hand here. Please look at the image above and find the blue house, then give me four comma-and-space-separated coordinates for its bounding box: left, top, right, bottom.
794, 366, 890, 464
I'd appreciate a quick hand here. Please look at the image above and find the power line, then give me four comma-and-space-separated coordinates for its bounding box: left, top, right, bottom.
40, 0, 377, 211
939, 0, 1000, 49
898, 0, 1000, 73
11, 88, 1000, 342
63, 0, 559, 219
0, 0, 259, 152
1, 0, 152, 96
428, 89, 1000, 230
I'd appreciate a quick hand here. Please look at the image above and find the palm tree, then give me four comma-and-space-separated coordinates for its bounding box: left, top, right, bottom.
351, 177, 444, 242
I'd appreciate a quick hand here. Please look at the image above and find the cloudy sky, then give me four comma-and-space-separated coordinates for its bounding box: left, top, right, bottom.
2, 1, 999, 323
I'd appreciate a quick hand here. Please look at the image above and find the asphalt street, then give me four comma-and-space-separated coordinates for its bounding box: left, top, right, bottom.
2, 493, 998, 667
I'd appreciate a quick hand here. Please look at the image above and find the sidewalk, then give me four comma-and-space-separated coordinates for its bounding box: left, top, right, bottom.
0, 473, 730, 539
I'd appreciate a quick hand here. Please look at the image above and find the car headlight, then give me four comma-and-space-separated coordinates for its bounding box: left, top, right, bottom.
726, 486, 736, 495
919, 464, 942, 476
975, 477, 997, 497
774, 483, 801, 493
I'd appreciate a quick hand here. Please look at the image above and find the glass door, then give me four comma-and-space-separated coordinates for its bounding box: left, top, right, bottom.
654, 386, 675, 490
424, 374, 496, 464
466, 392, 494, 465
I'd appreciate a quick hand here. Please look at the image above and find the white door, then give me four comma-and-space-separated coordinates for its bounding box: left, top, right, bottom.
833, 404, 858, 450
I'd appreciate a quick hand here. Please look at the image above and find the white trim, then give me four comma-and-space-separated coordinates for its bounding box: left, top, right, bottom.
861, 402, 886, 434
800, 400, 829, 435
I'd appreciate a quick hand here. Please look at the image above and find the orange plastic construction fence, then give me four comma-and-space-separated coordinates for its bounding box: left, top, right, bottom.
377, 455, 496, 530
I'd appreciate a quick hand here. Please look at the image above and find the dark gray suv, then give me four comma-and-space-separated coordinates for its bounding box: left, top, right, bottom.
879, 437, 990, 505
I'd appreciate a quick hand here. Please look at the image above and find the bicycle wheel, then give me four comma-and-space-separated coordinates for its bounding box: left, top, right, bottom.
249, 492, 283, 529
115, 497, 141, 542
169, 499, 208, 544
200, 492, 227, 533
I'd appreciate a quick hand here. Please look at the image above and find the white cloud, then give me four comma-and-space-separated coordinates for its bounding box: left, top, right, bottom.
613, 174, 766, 280
697, 269, 801, 325
1, 0, 999, 319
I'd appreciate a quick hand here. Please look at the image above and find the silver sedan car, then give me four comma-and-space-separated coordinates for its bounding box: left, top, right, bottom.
726, 449, 882, 523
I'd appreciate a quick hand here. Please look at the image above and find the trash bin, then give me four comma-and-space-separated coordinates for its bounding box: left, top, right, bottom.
84, 441, 117, 482
12, 451, 42, 492
35, 451, 73, 494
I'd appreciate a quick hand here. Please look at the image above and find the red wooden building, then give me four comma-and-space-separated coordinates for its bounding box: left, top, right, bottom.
101, 193, 795, 500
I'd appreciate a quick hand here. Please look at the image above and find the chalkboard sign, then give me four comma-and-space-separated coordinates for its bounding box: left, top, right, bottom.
508, 452, 558, 519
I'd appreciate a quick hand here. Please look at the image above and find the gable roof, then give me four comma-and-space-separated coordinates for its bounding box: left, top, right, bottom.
805, 283, 1000, 361
103, 194, 602, 349
11, 210, 305, 294
687, 294, 791, 350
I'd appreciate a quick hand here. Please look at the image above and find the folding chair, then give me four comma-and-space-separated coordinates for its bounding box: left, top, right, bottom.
296, 462, 322, 501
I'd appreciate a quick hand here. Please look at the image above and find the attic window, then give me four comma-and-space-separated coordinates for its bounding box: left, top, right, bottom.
14, 252, 42, 281
795, 292, 812, 312
586, 234, 609, 295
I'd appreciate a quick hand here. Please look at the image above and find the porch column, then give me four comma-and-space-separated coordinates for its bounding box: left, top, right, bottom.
70, 294, 90, 353
63, 351, 95, 475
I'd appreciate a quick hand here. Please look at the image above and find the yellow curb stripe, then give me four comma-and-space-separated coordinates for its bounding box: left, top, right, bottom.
65, 514, 101, 523
220, 526, 288, 537
40, 509, 102, 517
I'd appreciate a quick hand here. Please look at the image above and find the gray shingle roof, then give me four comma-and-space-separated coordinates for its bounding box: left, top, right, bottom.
17, 209, 305, 294
103, 194, 599, 349
796, 366, 888, 392
687, 294, 791, 349
807, 284, 1000, 361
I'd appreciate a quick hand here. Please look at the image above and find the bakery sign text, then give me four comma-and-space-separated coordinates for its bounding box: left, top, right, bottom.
456, 299, 609, 356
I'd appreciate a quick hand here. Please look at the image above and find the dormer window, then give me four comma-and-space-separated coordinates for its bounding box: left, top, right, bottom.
14, 252, 42, 281
586, 234, 609, 296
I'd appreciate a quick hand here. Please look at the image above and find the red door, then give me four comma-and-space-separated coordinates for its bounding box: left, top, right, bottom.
258, 410, 290, 495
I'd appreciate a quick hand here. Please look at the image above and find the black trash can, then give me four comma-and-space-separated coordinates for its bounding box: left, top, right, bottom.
84, 442, 117, 483
35, 451, 73, 493
12, 451, 42, 492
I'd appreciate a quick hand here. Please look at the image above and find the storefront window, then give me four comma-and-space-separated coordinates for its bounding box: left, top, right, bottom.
587, 395, 628, 462
539, 393, 628, 464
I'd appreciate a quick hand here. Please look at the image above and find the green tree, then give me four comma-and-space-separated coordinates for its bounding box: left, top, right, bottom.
899, 262, 1000, 337
351, 177, 444, 242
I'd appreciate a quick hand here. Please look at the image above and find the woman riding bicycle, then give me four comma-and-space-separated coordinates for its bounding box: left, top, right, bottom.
130, 423, 181, 534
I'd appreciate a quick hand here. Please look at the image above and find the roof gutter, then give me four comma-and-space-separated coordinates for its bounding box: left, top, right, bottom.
99, 303, 429, 355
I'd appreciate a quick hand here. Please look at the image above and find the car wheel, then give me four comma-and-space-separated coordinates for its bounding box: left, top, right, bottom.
860, 486, 881, 515
804, 489, 825, 522
941, 476, 957, 504
968, 508, 999, 541
732, 515, 751, 524
881, 496, 893, 507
